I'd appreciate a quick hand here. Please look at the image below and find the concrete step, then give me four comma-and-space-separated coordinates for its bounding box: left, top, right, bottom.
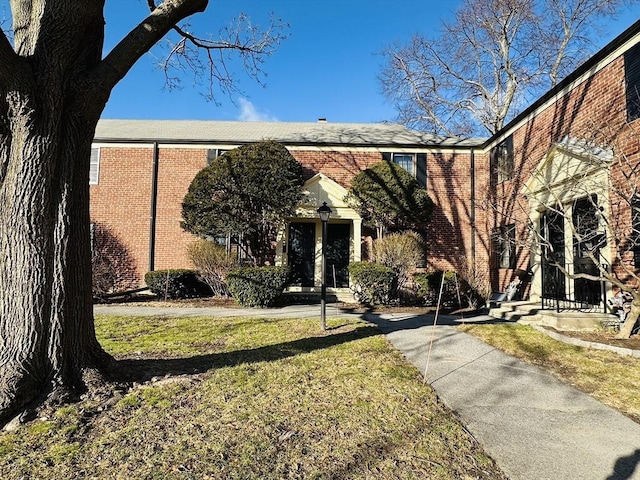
489, 301, 619, 331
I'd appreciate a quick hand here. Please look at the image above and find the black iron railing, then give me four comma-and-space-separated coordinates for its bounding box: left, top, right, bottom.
541, 262, 607, 313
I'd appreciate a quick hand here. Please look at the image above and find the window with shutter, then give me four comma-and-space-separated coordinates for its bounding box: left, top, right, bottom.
392, 153, 414, 175
89, 147, 100, 185
207, 148, 230, 165
381, 152, 426, 187
625, 43, 640, 122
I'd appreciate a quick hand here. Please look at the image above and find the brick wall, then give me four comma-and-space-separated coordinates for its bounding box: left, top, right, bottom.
489, 55, 640, 291
90, 146, 388, 287
90, 146, 154, 285
90, 51, 639, 298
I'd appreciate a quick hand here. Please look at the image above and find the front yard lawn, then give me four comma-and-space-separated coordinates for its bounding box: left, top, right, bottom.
0, 315, 505, 480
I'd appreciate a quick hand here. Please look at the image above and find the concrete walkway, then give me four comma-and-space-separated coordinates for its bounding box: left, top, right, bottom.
94, 303, 640, 479
94, 302, 363, 319
366, 311, 640, 480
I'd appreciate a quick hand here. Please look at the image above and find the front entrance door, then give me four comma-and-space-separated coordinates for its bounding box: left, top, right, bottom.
572, 197, 603, 305
326, 224, 350, 288
541, 208, 566, 299
288, 223, 316, 287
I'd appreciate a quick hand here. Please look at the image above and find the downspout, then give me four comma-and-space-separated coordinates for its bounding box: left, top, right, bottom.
470, 149, 476, 266
148, 142, 159, 272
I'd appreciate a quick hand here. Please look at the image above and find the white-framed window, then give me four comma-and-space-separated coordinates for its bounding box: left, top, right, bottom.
393, 153, 415, 175
382, 152, 427, 188
90, 147, 100, 185
491, 135, 514, 184
207, 148, 230, 166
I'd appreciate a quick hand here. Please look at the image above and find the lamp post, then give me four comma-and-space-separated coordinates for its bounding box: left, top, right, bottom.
317, 202, 332, 331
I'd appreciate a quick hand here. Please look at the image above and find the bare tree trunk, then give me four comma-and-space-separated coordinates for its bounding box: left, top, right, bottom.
0, 103, 113, 425
0, 0, 277, 427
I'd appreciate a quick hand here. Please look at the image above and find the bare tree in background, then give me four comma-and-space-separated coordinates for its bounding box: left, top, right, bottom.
380, 0, 635, 137
0, 0, 287, 427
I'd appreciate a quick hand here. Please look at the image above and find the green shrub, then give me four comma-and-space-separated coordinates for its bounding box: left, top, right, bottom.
414, 271, 458, 307
345, 160, 434, 236
227, 266, 291, 307
144, 269, 211, 300
187, 239, 236, 297
348, 262, 397, 305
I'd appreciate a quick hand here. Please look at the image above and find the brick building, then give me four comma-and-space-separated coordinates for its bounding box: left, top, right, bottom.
91, 19, 640, 311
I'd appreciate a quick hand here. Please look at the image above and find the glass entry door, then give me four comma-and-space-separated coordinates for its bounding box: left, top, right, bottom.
326, 224, 350, 288
288, 223, 316, 287
541, 209, 566, 300
572, 197, 604, 305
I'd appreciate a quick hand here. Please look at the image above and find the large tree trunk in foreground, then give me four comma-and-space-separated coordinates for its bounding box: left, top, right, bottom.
0, 127, 113, 424
0, 2, 115, 426
0, 98, 114, 426
0, 0, 211, 427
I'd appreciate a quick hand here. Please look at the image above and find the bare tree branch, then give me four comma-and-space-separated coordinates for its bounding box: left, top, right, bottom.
156, 12, 289, 100
380, 0, 635, 136
92, 0, 209, 94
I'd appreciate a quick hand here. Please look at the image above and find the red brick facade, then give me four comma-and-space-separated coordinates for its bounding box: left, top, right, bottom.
91, 23, 640, 302
90, 146, 388, 285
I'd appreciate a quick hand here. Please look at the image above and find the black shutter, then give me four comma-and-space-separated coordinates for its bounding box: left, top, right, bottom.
490, 147, 498, 186
382, 152, 392, 162
416, 153, 427, 188
625, 43, 640, 122
505, 135, 514, 179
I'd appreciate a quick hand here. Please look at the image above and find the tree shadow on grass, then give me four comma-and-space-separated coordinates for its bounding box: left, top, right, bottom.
111, 325, 381, 384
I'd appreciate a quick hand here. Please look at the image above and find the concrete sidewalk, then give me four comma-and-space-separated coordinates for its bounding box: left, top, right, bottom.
95, 303, 640, 479
366, 312, 640, 480
94, 302, 363, 319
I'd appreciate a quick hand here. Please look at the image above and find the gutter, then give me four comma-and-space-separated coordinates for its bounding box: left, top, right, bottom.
470, 149, 476, 265
148, 142, 159, 272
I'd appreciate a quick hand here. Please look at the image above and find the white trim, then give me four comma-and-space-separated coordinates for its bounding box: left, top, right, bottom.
90, 141, 475, 155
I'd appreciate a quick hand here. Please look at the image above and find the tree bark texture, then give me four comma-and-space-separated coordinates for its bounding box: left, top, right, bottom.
0, 0, 208, 426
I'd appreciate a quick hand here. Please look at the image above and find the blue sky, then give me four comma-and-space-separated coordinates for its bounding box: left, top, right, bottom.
101, 0, 639, 124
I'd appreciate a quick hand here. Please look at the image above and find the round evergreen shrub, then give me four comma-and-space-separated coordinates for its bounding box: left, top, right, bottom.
348, 262, 397, 305
227, 265, 292, 307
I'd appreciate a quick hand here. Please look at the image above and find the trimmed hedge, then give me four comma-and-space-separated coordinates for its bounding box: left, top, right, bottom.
348, 262, 397, 305
227, 266, 291, 307
145, 269, 211, 300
